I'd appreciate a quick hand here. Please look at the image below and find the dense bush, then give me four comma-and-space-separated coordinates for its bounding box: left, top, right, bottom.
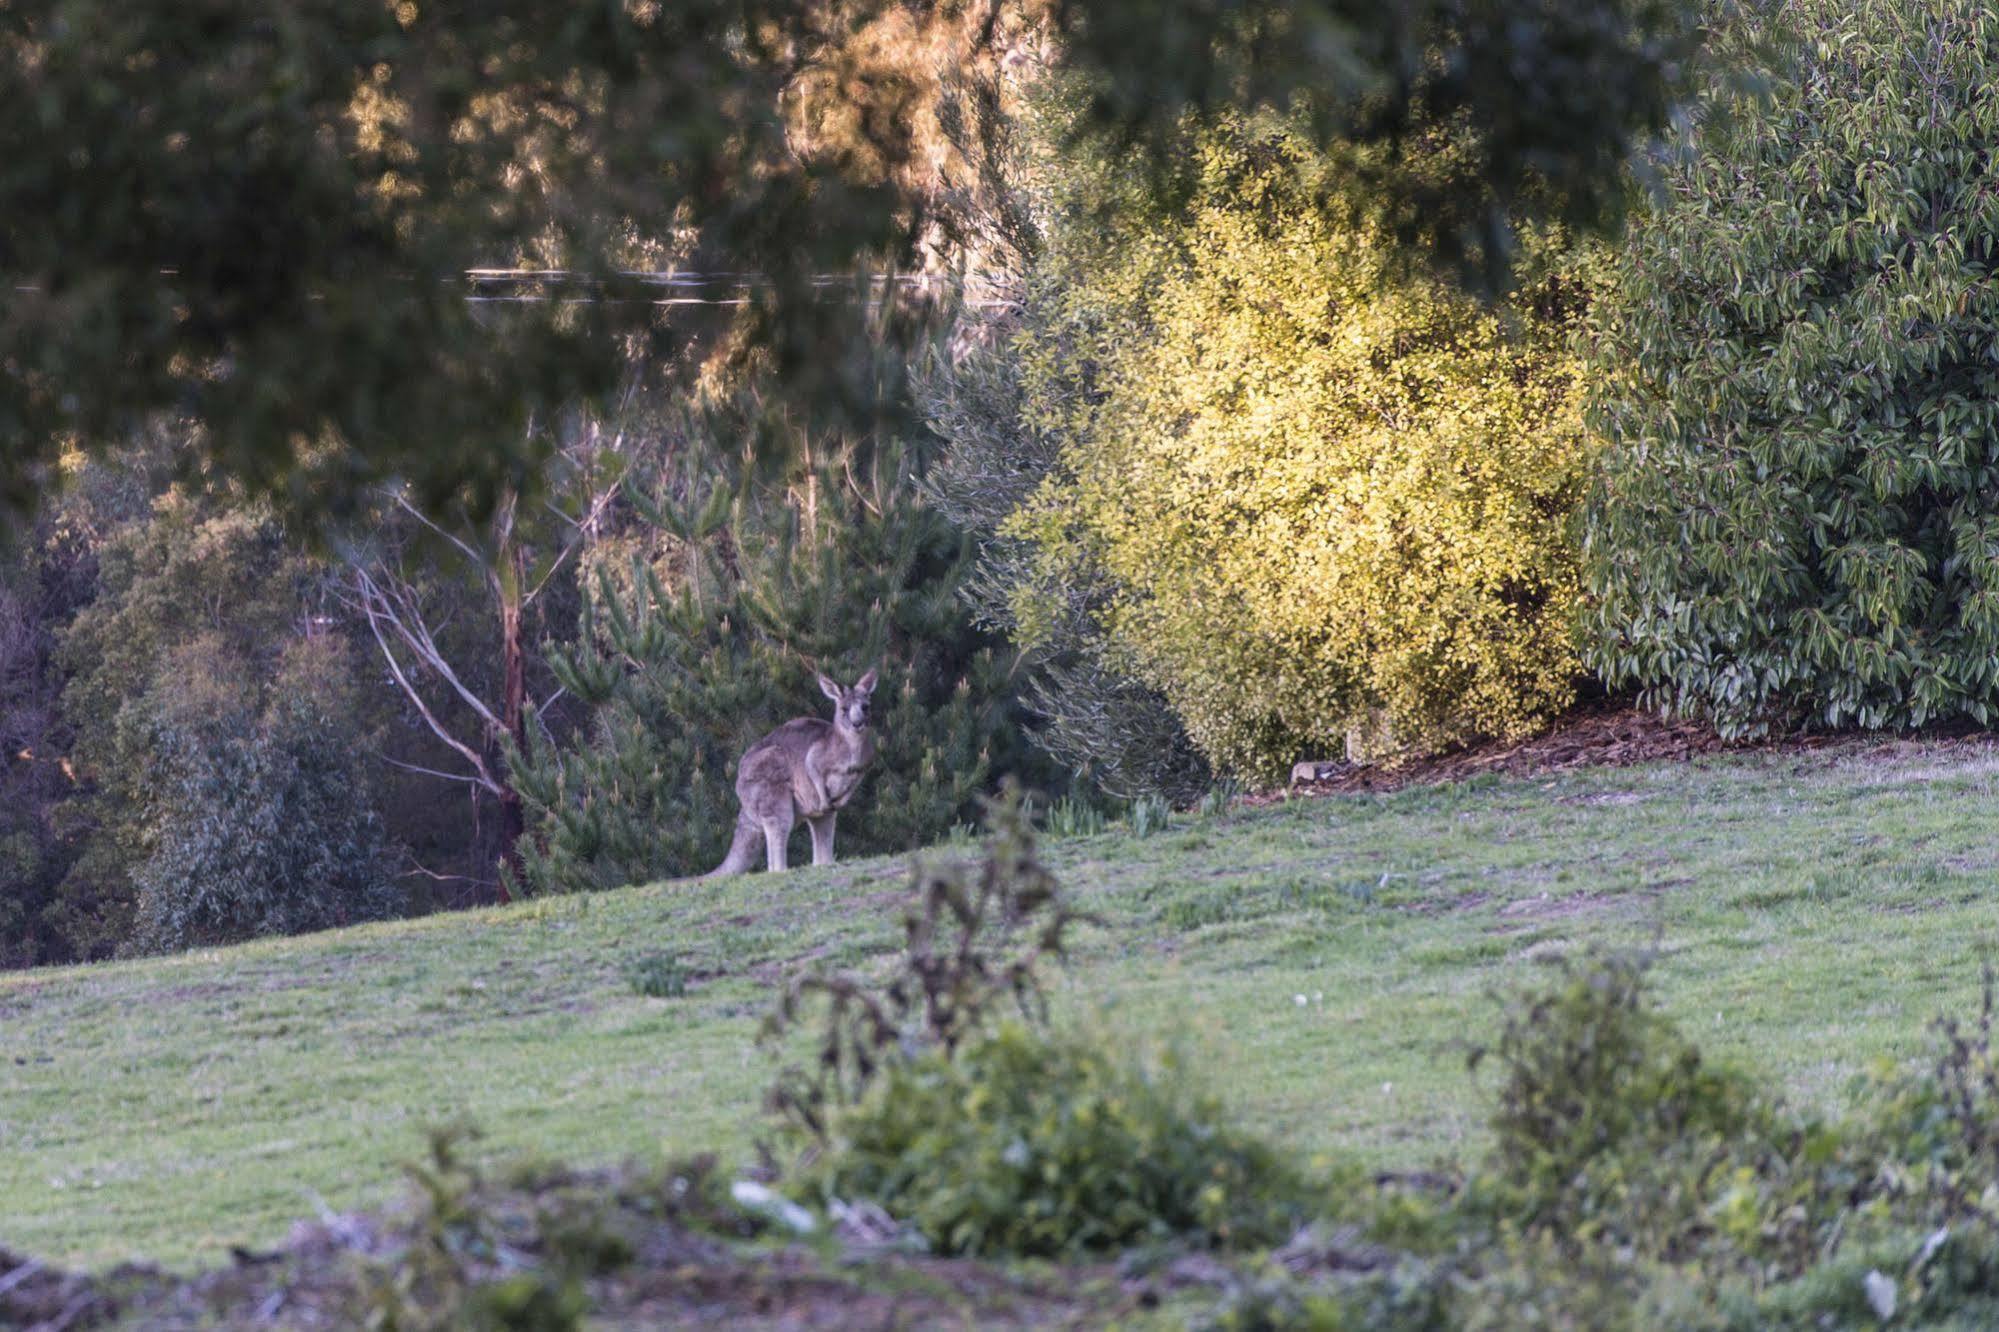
1206, 952, 1999, 1330
128, 636, 402, 952
1474, 950, 1767, 1259
810, 1022, 1307, 1258
924, 332, 1215, 803
1004, 109, 1593, 779
761, 792, 1304, 1258
53, 493, 401, 955
1584, 0, 1999, 736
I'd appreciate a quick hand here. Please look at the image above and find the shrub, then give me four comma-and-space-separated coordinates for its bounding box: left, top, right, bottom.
763, 792, 1304, 1256
1863, 964, 1999, 1237
1583, 0, 1999, 736
1465, 948, 1893, 1287
760, 789, 1094, 1136
809, 1021, 1308, 1258
359, 1129, 758, 1330
128, 635, 401, 953
923, 302, 1214, 805
1005, 109, 1593, 779
1474, 950, 1763, 1256
54, 493, 406, 957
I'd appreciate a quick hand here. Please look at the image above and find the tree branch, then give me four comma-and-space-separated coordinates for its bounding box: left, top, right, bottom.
353, 568, 504, 797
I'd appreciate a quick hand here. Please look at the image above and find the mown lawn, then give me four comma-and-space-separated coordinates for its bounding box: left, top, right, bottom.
8, 737, 1999, 1271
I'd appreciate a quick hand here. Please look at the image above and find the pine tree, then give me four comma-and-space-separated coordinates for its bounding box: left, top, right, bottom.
510, 416, 1045, 894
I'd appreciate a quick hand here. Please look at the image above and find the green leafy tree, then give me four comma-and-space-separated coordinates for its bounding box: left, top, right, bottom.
0, 535, 85, 967
53, 488, 400, 955
924, 335, 1213, 803
511, 396, 1044, 893
128, 635, 401, 953
1, 0, 1704, 519
996, 108, 1594, 780
1583, 0, 1999, 735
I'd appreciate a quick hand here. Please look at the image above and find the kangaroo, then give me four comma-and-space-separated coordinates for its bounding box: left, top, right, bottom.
704, 669, 878, 877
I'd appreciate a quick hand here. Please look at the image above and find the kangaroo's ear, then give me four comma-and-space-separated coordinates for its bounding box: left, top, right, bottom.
818, 673, 842, 702
855, 667, 878, 695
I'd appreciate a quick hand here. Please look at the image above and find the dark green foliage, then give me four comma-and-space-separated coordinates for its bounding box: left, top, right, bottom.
922, 331, 1211, 804
761, 790, 1094, 1136
1584, 0, 1999, 736
52, 491, 402, 957
1472, 949, 1764, 1257
0, 0, 923, 524
809, 1022, 1309, 1258
765, 793, 1298, 1258
1864, 965, 1999, 1236
127, 636, 402, 953
1041, 0, 1706, 292
1, 0, 1703, 522
1194, 954, 1999, 1330
0, 530, 89, 967
511, 399, 1049, 894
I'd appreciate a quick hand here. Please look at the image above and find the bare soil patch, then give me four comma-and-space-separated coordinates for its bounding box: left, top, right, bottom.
1274, 704, 1759, 798
0, 1164, 1138, 1331
1270, 703, 1999, 800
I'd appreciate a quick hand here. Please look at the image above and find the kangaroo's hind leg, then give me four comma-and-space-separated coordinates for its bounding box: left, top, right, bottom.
762, 817, 790, 872
807, 813, 836, 867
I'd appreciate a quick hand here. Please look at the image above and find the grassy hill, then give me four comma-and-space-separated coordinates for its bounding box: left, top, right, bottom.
8, 736, 1999, 1272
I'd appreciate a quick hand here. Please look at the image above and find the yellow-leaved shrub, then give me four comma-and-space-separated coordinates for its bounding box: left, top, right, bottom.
1007, 118, 1592, 778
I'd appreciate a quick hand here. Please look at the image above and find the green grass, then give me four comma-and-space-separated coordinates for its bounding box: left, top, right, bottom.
9, 738, 1999, 1271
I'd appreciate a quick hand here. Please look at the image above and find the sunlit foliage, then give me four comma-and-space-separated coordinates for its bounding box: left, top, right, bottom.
1008, 112, 1593, 778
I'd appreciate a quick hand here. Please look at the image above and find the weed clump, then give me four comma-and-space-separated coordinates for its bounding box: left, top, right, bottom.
1206, 952, 1999, 1330
815, 1022, 1307, 1257
621, 950, 688, 999
360, 1129, 760, 1330
1129, 793, 1171, 837
1472, 949, 1765, 1260
1042, 793, 1111, 839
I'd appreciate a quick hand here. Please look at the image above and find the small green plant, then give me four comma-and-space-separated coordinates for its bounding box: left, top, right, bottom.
763, 787, 1309, 1259
1470, 949, 1765, 1259
1130, 794, 1171, 838
1044, 794, 1110, 839
1164, 893, 1235, 931
1864, 963, 1999, 1234
808, 1022, 1310, 1258
361, 1126, 587, 1332
1195, 779, 1243, 820
621, 951, 689, 999
760, 785, 1098, 1140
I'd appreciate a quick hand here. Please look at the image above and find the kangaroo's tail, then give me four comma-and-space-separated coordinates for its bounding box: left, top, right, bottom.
702, 813, 761, 879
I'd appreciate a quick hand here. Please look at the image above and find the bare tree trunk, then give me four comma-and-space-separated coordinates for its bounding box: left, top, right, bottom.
492, 543, 528, 899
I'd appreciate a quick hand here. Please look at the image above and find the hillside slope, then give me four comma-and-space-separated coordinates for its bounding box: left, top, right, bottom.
8, 737, 1999, 1270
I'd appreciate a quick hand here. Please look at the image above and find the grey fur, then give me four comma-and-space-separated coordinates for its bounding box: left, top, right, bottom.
704, 668, 878, 877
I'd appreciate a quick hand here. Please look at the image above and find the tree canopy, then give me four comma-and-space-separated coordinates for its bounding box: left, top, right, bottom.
1584, 0, 1999, 735
1, 0, 1705, 521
